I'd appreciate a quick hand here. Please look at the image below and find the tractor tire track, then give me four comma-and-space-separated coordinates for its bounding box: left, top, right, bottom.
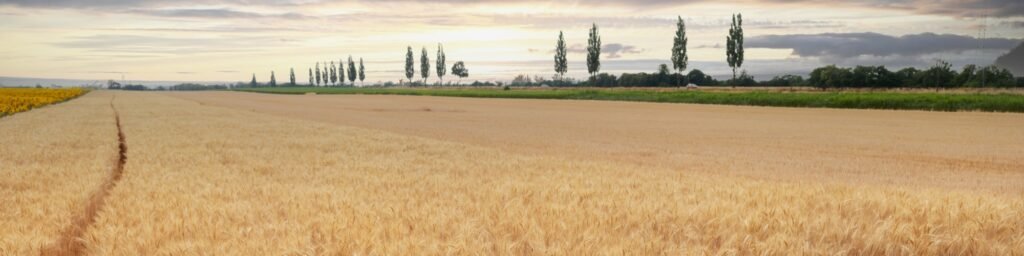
40, 95, 127, 256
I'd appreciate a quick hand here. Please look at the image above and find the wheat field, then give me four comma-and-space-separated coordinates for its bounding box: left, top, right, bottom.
0, 93, 118, 255
2, 91, 1023, 255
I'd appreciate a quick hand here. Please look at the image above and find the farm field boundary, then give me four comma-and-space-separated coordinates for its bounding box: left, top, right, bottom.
239, 87, 1024, 112
0, 88, 89, 117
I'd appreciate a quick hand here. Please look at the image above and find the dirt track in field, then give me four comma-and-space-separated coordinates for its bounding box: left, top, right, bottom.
168, 91, 1024, 193
41, 95, 128, 256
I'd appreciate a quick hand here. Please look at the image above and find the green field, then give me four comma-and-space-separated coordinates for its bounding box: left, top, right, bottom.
238, 87, 1024, 112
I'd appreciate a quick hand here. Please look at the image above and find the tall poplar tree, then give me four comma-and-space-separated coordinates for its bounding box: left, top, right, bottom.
436, 43, 446, 85
330, 61, 337, 86
338, 59, 345, 86
269, 71, 276, 87
315, 62, 321, 86
289, 68, 296, 86
671, 16, 689, 87
554, 31, 568, 80
250, 74, 257, 87
358, 58, 366, 86
420, 47, 430, 84
405, 46, 415, 85
726, 13, 744, 81
587, 23, 602, 80
322, 65, 329, 86
347, 56, 357, 86
308, 68, 314, 86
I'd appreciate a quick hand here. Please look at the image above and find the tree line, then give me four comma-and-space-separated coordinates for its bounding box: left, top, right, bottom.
509, 63, 1022, 88
806, 62, 1020, 89
404, 43, 469, 86
246, 43, 474, 87
227, 12, 1019, 89
243, 56, 366, 88
552, 14, 748, 86
547, 14, 1020, 88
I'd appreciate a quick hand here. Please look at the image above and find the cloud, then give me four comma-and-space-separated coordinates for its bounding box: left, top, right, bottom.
0, 0, 280, 9
95, 26, 301, 33
748, 32, 1020, 59
995, 42, 1024, 75
695, 44, 722, 49
560, 43, 644, 59
1, 0, 1021, 17
126, 8, 311, 19
53, 34, 297, 54
602, 43, 644, 59
1001, 21, 1024, 28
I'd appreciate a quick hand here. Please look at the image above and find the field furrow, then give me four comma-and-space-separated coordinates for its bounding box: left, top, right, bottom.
76, 92, 1024, 254
0, 91, 119, 255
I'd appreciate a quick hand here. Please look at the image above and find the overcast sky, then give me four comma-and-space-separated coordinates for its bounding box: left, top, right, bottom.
0, 0, 1022, 84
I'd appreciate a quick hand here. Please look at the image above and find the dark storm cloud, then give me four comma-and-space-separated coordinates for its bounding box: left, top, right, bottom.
1, 0, 1021, 17
748, 32, 1021, 58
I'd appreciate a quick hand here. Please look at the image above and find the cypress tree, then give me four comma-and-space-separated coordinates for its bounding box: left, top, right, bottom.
269, 71, 277, 87
250, 74, 257, 87
308, 68, 314, 86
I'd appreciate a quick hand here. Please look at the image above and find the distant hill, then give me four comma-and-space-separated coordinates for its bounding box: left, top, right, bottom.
995, 42, 1024, 76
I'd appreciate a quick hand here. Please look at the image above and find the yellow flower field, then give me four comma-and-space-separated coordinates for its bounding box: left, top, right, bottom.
0, 88, 88, 116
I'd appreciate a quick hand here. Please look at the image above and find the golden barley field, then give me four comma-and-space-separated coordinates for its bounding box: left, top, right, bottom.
2, 91, 1023, 255
0, 88, 88, 116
